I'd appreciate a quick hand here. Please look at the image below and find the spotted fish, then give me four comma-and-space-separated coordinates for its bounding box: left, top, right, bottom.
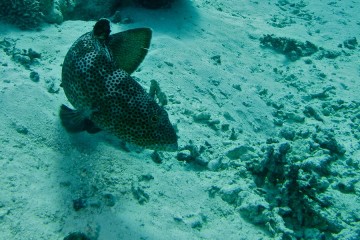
60, 19, 178, 151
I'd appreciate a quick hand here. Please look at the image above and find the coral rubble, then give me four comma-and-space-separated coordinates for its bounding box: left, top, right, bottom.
260, 34, 318, 61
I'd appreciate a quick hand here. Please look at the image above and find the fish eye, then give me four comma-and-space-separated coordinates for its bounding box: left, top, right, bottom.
151, 115, 159, 122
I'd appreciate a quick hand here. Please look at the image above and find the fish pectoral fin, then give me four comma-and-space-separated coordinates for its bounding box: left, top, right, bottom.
108, 28, 152, 74
59, 104, 102, 134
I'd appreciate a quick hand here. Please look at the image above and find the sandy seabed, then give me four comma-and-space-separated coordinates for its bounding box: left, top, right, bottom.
0, 0, 360, 239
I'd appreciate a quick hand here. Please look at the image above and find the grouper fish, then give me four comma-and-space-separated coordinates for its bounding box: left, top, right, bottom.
59, 19, 178, 151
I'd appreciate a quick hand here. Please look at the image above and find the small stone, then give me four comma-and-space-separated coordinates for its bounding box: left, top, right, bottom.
73, 198, 87, 211
223, 112, 235, 121
131, 182, 149, 204
45, 78, 60, 93
321, 50, 341, 59
27, 48, 41, 60
103, 193, 116, 207
173, 215, 183, 222
13, 54, 31, 67
194, 156, 209, 166
273, 118, 284, 126
226, 145, 252, 160
220, 185, 242, 205
207, 119, 220, 131
0, 208, 10, 220
336, 179, 357, 194
193, 112, 211, 122
149, 80, 168, 106
14, 123, 29, 135
139, 174, 154, 182
176, 151, 192, 162
30, 71, 40, 82
312, 131, 345, 156
343, 37, 358, 50
164, 61, 174, 67
285, 112, 305, 123
151, 151, 162, 164
208, 158, 222, 171
89, 200, 101, 208
210, 55, 221, 65
221, 123, 230, 131
190, 219, 202, 229
301, 155, 333, 176
232, 84, 242, 91
63, 232, 91, 240
280, 127, 296, 141
238, 191, 270, 225
304, 105, 323, 122
304, 58, 312, 64
207, 186, 220, 198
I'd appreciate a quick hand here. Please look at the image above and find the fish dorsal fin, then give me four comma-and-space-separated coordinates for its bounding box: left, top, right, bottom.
108, 28, 152, 74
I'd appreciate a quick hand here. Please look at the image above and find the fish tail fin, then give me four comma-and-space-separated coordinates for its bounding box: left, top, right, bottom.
59, 105, 101, 134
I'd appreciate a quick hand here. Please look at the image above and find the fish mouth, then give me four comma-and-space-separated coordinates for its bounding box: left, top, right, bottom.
148, 142, 178, 152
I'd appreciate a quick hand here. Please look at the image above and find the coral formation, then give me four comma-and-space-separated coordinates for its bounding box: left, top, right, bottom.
0, 0, 63, 28
0, 0, 177, 28
260, 34, 318, 61
61, 0, 175, 21
0, 38, 42, 69
245, 141, 346, 238
43, 0, 64, 24
62, 0, 119, 20
176, 143, 208, 167
149, 79, 168, 106
131, 175, 152, 204
0, 0, 44, 29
